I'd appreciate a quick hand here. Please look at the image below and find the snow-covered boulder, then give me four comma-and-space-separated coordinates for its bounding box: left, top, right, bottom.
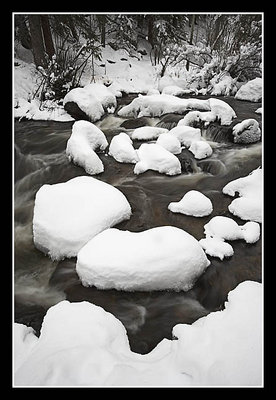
156, 133, 182, 154
76, 226, 211, 291
255, 107, 262, 114
14, 281, 262, 386
63, 87, 105, 122
177, 111, 201, 127
108, 132, 139, 164
134, 143, 181, 176
66, 120, 108, 175
14, 300, 132, 387
131, 126, 168, 141
168, 190, 213, 217
83, 82, 117, 112
210, 73, 238, 96
199, 215, 260, 260
63, 83, 117, 122
169, 125, 201, 147
161, 85, 187, 97
232, 119, 261, 144
222, 167, 262, 223
208, 98, 237, 126
203, 216, 260, 244
117, 94, 210, 119
235, 77, 262, 102
189, 140, 213, 159
146, 88, 160, 95
199, 237, 234, 260
178, 111, 217, 128
32, 176, 132, 260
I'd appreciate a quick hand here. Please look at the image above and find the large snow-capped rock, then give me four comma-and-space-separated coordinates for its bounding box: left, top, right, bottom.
208, 98, 237, 126
76, 226, 211, 291
235, 77, 262, 102
66, 120, 108, 175
156, 132, 182, 154
189, 140, 213, 159
108, 132, 139, 164
169, 125, 201, 147
232, 119, 261, 144
222, 167, 262, 223
203, 215, 260, 244
131, 126, 168, 141
14, 281, 262, 386
117, 94, 211, 118
83, 82, 117, 112
134, 143, 181, 176
168, 190, 213, 217
178, 110, 217, 128
32, 176, 132, 260
199, 215, 260, 260
199, 236, 234, 260
63, 83, 117, 122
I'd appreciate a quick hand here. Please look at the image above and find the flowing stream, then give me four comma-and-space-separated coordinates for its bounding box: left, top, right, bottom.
14, 95, 262, 354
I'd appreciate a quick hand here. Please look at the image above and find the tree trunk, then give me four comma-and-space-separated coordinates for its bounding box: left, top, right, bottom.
147, 15, 155, 47
186, 15, 195, 71
101, 15, 106, 47
40, 15, 55, 59
28, 15, 46, 68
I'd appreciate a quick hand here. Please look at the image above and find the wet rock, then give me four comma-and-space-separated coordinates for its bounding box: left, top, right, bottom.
205, 122, 234, 143
176, 149, 199, 174
64, 101, 89, 121
155, 113, 186, 130
120, 117, 150, 129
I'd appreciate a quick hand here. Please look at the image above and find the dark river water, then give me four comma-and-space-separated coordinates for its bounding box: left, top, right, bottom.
14, 95, 262, 354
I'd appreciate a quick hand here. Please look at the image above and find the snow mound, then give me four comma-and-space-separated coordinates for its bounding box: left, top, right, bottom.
168, 190, 213, 217
232, 119, 261, 144
14, 323, 39, 372
210, 73, 238, 96
131, 126, 168, 141
171, 280, 262, 386
177, 111, 201, 127
169, 125, 201, 147
222, 167, 262, 223
117, 94, 210, 118
199, 237, 234, 260
134, 143, 181, 176
156, 133, 182, 154
32, 176, 132, 260
14, 98, 75, 122
66, 120, 108, 175
108, 132, 139, 164
63, 87, 105, 122
203, 216, 260, 244
199, 215, 260, 259
14, 281, 262, 387
189, 140, 213, 159
235, 77, 262, 102
76, 226, 211, 291
161, 85, 187, 97
209, 98, 237, 126
63, 83, 117, 122
178, 110, 217, 128
83, 82, 117, 112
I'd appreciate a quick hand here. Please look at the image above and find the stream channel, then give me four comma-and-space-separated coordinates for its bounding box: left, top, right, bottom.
14, 95, 262, 354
